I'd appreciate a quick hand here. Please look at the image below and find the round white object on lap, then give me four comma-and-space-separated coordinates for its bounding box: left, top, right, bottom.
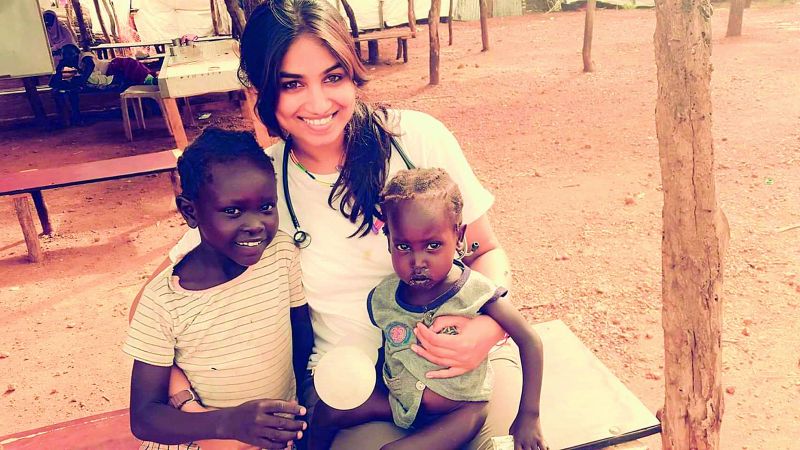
314, 345, 375, 410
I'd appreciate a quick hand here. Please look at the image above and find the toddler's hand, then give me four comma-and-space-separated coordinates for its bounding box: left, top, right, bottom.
220, 399, 306, 449
510, 412, 548, 450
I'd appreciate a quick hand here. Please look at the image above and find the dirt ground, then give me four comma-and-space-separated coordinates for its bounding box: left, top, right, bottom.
1, 3, 798, 448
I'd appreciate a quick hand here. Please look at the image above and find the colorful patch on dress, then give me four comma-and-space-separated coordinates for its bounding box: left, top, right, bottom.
386, 321, 412, 347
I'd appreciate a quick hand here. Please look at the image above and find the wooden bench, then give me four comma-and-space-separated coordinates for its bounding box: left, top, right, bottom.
0, 321, 660, 449
0, 149, 181, 262
354, 28, 414, 64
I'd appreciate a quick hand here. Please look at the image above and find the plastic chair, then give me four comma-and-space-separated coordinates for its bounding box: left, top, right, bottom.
120, 85, 173, 141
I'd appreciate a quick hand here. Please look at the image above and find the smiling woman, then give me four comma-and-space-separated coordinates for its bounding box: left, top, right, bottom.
133, 0, 525, 449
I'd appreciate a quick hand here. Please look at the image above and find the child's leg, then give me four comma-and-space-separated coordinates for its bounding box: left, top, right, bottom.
381, 400, 488, 450
307, 386, 393, 450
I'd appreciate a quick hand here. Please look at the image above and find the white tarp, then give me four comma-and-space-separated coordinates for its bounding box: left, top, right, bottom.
133, 0, 231, 42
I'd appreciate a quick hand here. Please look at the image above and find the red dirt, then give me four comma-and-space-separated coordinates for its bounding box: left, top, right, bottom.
1, 4, 798, 448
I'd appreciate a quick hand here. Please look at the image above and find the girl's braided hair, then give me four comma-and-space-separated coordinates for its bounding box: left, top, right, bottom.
380, 168, 464, 225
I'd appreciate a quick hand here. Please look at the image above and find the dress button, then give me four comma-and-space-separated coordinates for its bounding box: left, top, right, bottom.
415, 381, 425, 391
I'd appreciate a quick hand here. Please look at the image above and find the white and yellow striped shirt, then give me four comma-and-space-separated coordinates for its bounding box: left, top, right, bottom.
123, 231, 306, 407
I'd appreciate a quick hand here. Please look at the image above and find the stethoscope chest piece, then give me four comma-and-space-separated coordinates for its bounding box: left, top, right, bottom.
293, 229, 311, 249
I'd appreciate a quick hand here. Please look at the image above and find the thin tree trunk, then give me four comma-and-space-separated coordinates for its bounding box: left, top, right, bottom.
429, 0, 441, 85
101, 0, 120, 42
70, 0, 91, 48
582, 0, 596, 72
654, 0, 727, 448
479, 0, 489, 51
210, 0, 220, 35
408, 0, 417, 37
340, 0, 361, 56
92, 0, 112, 44
448, 0, 454, 46
726, 0, 745, 37
224, 0, 247, 38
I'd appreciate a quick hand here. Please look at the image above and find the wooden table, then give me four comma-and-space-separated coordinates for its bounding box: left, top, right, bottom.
157, 39, 269, 149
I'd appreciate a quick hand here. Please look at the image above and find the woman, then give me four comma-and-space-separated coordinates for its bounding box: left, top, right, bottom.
43, 9, 77, 61
136, 0, 523, 448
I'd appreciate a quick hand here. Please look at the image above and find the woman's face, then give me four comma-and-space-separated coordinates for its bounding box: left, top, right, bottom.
276, 34, 356, 155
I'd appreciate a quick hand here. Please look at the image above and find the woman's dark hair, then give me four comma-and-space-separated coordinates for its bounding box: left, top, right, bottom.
239, 0, 396, 237
177, 127, 274, 200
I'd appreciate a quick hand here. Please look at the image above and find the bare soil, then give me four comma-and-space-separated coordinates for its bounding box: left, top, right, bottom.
1, 4, 798, 448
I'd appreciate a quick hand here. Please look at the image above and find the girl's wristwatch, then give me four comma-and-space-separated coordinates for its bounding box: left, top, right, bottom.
169, 388, 198, 410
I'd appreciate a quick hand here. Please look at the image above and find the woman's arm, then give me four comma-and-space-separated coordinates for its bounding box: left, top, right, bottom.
410, 213, 510, 379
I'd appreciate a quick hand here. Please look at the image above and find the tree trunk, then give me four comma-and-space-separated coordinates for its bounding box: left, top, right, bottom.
448, 0, 454, 46
654, 0, 727, 448
744, 0, 752, 8
479, 0, 489, 51
429, 0, 441, 85
224, 0, 247, 38
407, 0, 417, 37
70, 0, 91, 48
582, 0, 596, 72
100, 0, 120, 43
340, 0, 361, 56
210, 0, 220, 35
92, 0, 112, 44
726, 0, 745, 37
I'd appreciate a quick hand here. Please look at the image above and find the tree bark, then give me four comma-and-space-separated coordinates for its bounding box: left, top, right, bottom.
101, 0, 120, 42
70, 0, 91, 48
210, 0, 220, 35
654, 0, 727, 448
479, 0, 489, 51
92, 0, 112, 44
448, 0, 454, 46
582, 0, 596, 72
429, 0, 441, 85
726, 0, 745, 37
340, 0, 361, 56
408, 0, 417, 37
224, 0, 247, 38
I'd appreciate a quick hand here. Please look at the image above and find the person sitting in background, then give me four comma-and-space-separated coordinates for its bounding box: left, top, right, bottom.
43, 10, 76, 63
49, 44, 157, 125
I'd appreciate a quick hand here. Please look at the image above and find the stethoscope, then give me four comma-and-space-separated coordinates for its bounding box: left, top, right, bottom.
281, 136, 415, 249
281, 138, 312, 248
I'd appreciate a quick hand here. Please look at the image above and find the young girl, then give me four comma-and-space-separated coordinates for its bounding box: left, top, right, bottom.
309, 168, 548, 450
124, 128, 313, 449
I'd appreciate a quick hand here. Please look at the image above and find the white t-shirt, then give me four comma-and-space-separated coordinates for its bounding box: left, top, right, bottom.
170, 110, 494, 368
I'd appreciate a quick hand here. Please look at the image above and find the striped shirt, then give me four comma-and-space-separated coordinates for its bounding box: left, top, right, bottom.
123, 231, 306, 408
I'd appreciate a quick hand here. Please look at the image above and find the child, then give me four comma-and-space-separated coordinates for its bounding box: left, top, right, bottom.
123, 128, 313, 449
308, 168, 548, 450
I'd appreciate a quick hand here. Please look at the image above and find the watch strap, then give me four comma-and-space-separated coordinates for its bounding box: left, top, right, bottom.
169, 388, 197, 410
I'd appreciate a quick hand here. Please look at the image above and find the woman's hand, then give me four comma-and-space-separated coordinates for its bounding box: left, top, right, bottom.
411, 315, 506, 379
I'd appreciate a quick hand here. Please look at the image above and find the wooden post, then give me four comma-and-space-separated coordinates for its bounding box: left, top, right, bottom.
654, 0, 726, 447
92, 0, 113, 44
429, 0, 442, 85
100, 0, 120, 43
210, 0, 220, 35
726, 0, 745, 37
224, 0, 247, 38
407, 0, 417, 37
30, 191, 53, 236
340, 0, 362, 56
479, 0, 489, 51
448, 0, 454, 46
13, 196, 44, 263
241, 89, 272, 148
582, 0, 597, 72
22, 77, 47, 124
70, 0, 91, 48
